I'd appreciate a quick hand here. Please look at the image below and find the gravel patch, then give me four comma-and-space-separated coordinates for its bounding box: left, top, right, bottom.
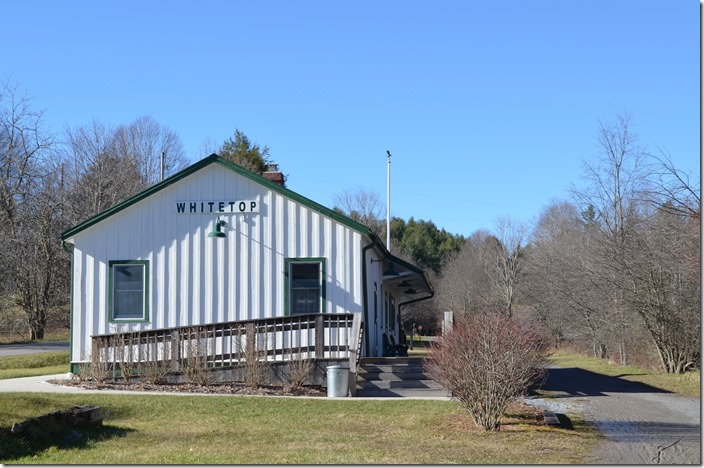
521, 395, 586, 414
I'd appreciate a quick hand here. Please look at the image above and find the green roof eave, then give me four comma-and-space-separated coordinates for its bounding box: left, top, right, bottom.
388, 253, 434, 294
61, 154, 374, 242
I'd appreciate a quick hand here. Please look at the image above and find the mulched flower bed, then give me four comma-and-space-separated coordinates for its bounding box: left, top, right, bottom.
52, 379, 327, 397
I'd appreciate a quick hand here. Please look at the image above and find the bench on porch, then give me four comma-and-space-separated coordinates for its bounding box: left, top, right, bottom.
383, 333, 409, 357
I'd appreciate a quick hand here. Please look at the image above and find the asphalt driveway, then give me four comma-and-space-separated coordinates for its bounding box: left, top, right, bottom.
0, 341, 69, 357
537, 366, 701, 464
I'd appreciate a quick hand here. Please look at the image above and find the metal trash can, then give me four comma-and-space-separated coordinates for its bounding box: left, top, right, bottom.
326, 365, 350, 397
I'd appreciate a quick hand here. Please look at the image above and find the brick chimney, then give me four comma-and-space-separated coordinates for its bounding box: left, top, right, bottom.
262, 162, 285, 186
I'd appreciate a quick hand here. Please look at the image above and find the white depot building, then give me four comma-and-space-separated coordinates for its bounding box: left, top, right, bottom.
61, 154, 433, 379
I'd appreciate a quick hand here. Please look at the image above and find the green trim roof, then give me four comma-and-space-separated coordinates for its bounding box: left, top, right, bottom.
60, 154, 428, 289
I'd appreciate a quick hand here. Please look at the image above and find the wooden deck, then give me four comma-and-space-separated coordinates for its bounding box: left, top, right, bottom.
89, 313, 363, 379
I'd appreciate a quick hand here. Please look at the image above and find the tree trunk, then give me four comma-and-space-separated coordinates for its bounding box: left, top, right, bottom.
619, 339, 627, 366
593, 343, 608, 360
29, 327, 44, 341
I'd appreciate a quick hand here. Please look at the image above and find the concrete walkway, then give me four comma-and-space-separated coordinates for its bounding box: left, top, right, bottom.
0, 374, 148, 395
0, 373, 452, 400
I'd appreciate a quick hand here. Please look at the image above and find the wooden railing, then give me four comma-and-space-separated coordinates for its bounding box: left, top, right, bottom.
91, 313, 359, 374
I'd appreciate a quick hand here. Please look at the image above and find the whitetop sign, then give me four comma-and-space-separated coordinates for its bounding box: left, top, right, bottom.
175, 200, 259, 214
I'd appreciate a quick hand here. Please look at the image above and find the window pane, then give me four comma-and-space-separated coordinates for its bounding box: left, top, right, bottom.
290, 262, 320, 314
292, 289, 318, 314
114, 291, 143, 318
113, 264, 145, 319
291, 263, 318, 286
115, 265, 143, 290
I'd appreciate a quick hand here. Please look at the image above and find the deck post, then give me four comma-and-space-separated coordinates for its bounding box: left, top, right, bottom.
246, 322, 256, 361
315, 314, 324, 358
349, 313, 363, 370
171, 330, 180, 371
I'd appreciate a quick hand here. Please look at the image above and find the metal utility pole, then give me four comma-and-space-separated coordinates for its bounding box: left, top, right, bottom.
160, 151, 165, 182
386, 150, 391, 252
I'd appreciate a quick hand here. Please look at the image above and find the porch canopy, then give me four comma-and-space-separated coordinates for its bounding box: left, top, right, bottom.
364, 231, 434, 307
379, 255, 433, 301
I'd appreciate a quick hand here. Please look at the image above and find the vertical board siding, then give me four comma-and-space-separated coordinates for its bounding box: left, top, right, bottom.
70, 165, 365, 362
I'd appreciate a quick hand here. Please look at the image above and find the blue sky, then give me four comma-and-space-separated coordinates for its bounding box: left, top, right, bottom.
3, 0, 700, 237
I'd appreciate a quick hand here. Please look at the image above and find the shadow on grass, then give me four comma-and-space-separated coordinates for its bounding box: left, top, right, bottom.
0, 424, 134, 462
555, 413, 574, 430
503, 410, 544, 427
541, 367, 671, 397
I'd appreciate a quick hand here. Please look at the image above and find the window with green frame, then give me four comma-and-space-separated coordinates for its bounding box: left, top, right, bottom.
285, 258, 326, 315
108, 260, 149, 322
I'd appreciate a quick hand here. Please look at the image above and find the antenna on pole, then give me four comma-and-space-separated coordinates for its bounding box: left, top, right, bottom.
160, 151, 165, 182
386, 150, 391, 252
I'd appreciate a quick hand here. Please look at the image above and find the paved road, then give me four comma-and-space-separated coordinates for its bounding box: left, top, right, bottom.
534, 366, 701, 464
0, 341, 69, 357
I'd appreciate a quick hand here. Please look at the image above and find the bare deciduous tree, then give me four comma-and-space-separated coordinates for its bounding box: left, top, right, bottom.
113, 115, 188, 186
63, 116, 187, 225
570, 112, 648, 365
13, 163, 70, 340
435, 229, 494, 319
0, 79, 66, 340
525, 200, 615, 357
63, 119, 143, 223
643, 148, 700, 219
333, 186, 385, 236
491, 216, 529, 318
540, 112, 701, 372
623, 206, 700, 373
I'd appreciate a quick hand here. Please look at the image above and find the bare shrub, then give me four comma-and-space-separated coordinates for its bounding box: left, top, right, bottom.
288, 347, 314, 388
244, 323, 270, 388
182, 327, 215, 385
90, 344, 110, 387
427, 313, 548, 431
139, 334, 170, 384
141, 359, 169, 384
75, 362, 91, 383
113, 333, 136, 383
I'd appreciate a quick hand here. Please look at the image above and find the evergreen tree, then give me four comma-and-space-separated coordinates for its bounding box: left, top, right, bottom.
219, 129, 271, 175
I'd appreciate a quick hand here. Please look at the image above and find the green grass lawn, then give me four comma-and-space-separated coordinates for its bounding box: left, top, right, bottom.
0, 343, 601, 463
4, 342, 697, 463
547, 351, 700, 398
406, 335, 433, 356
0, 351, 69, 380
0, 392, 600, 464
18, 346, 696, 463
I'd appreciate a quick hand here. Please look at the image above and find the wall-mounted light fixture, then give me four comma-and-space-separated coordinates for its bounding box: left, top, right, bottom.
208, 216, 227, 238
